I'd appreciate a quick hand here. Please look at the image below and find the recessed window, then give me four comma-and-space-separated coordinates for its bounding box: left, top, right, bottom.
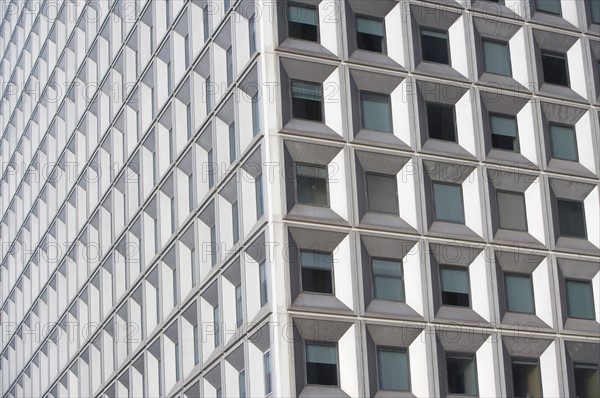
421, 28, 450, 64
249, 14, 257, 54
483, 39, 511, 76
295, 163, 328, 206
446, 354, 478, 395
440, 267, 470, 307
213, 305, 220, 347
504, 273, 535, 314
235, 283, 243, 327
264, 351, 272, 395
305, 343, 338, 386
252, 93, 260, 135
360, 91, 393, 133
288, 3, 318, 42
541, 51, 569, 86
259, 260, 268, 306
366, 173, 398, 214
300, 250, 333, 294
232, 200, 239, 243
356, 16, 386, 53
427, 103, 456, 142
550, 123, 578, 161
535, 0, 562, 15
203, 6, 210, 41
239, 370, 246, 398
590, 0, 600, 24
490, 114, 519, 152
226, 46, 233, 86
574, 363, 600, 398
497, 190, 527, 231
433, 182, 464, 223
512, 359, 542, 398
255, 173, 264, 218
291, 80, 323, 121
377, 348, 410, 391
566, 279, 595, 320
557, 199, 586, 238
229, 122, 237, 163
372, 258, 404, 302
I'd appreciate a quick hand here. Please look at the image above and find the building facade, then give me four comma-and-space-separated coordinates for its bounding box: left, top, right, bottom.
0, 0, 599, 397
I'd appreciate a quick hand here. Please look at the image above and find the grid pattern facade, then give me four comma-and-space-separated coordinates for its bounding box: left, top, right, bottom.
0, 0, 598, 397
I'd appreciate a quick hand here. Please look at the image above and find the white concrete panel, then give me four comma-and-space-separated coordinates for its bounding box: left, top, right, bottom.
323, 69, 344, 137
575, 112, 597, 175
524, 178, 546, 244
448, 16, 469, 78
404, 243, 424, 316
338, 325, 359, 397
456, 91, 477, 156
509, 29, 530, 88
318, 0, 340, 56
385, 4, 406, 67
409, 330, 429, 398
532, 259, 554, 327
392, 80, 413, 147
584, 187, 600, 249
476, 339, 497, 398
462, 169, 483, 237
567, 40, 587, 99
593, 272, 600, 323
398, 159, 418, 229
333, 235, 354, 311
329, 151, 348, 220
470, 253, 491, 321
540, 342, 561, 397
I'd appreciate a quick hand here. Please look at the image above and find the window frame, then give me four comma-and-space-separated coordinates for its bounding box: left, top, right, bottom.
556, 198, 587, 239
290, 79, 325, 122
573, 362, 600, 398
503, 272, 536, 314
432, 181, 465, 224
510, 357, 543, 398
365, 172, 399, 215
299, 249, 335, 295
426, 102, 458, 143
489, 112, 520, 153
294, 162, 330, 208
371, 256, 405, 303
482, 38, 512, 77
376, 346, 411, 392
439, 265, 472, 308
445, 352, 479, 396
420, 27, 451, 65
286, 2, 320, 42
359, 90, 393, 133
565, 278, 596, 320
541, 50, 570, 87
549, 122, 579, 162
355, 14, 387, 54
304, 341, 340, 387
496, 189, 528, 232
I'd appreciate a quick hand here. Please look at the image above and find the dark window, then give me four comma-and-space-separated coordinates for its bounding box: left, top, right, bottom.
213, 305, 220, 347
504, 273, 535, 314
440, 267, 470, 307
203, 7, 210, 41
377, 348, 410, 391
361, 91, 393, 133
541, 51, 569, 86
210, 224, 217, 266
249, 14, 257, 54
566, 279, 595, 320
557, 199, 586, 238
300, 250, 333, 294
421, 28, 449, 64
590, 0, 600, 24
305, 343, 338, 386
207, 148, 215, 188
235, 283, 243, 327
252, 93, 260, 135
433, 182, 464, 223
366, 173, 398, 214
170, 197, 176, 233
497, 190, 527, 231
356, 16, 386, 53
264, 351, 272, 395
550, 123, 578, 161
288, 4, 318, 41
295, 163, 328, 206
535, 0, 561, 15
512, 359, 542, 398
255, 173, 264, 218
239, 370, 246, 398
259, 260, 268, 306
574, 363, 600, 398
291, 80, 323, 121
232, 200, 239, 243
226, 46, 233, 86
193, 323, 199, 364
427, 103, 456, 142
205, 75, 212, 113
483, 39, 511, 76
229, 122, 236, 163
490, 114, 519, 152
446, 354, 478, 395
372, 258, 404, 302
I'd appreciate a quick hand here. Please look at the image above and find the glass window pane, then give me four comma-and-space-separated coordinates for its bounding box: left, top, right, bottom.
557, 199, 586, 238
592, 0, 600, 24
575, 364, 600, 398
229, 122, 236, 163
296, 164, 328, 206
377, 349, 410, 391
301, 251, 332, 270
361, 92, 392, 132
512, 359, 542, 398
356, 16, 385, 53
291, 81, 323, 121
566, 280, 595, 320
536, 0, 561, 14
301, 250, 333, 294
483, 40, 511, 76
542, 52, 569, 86
550, 124, 578, 161
421, 29, 449, 64
427, 103, 456, 142
288, 5, 318, 25
440, 267, 470, 307
447, 354, 478, 395
264, 351, 272, 395
490, 114, 519, 151
497, 191, 527, 231
288, 4, 318, 41
433, 182, 464, 223
366, 173, 398, 214
372, 259, 404, 302
505, 274, 535, 313
306, 343, 338, 386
